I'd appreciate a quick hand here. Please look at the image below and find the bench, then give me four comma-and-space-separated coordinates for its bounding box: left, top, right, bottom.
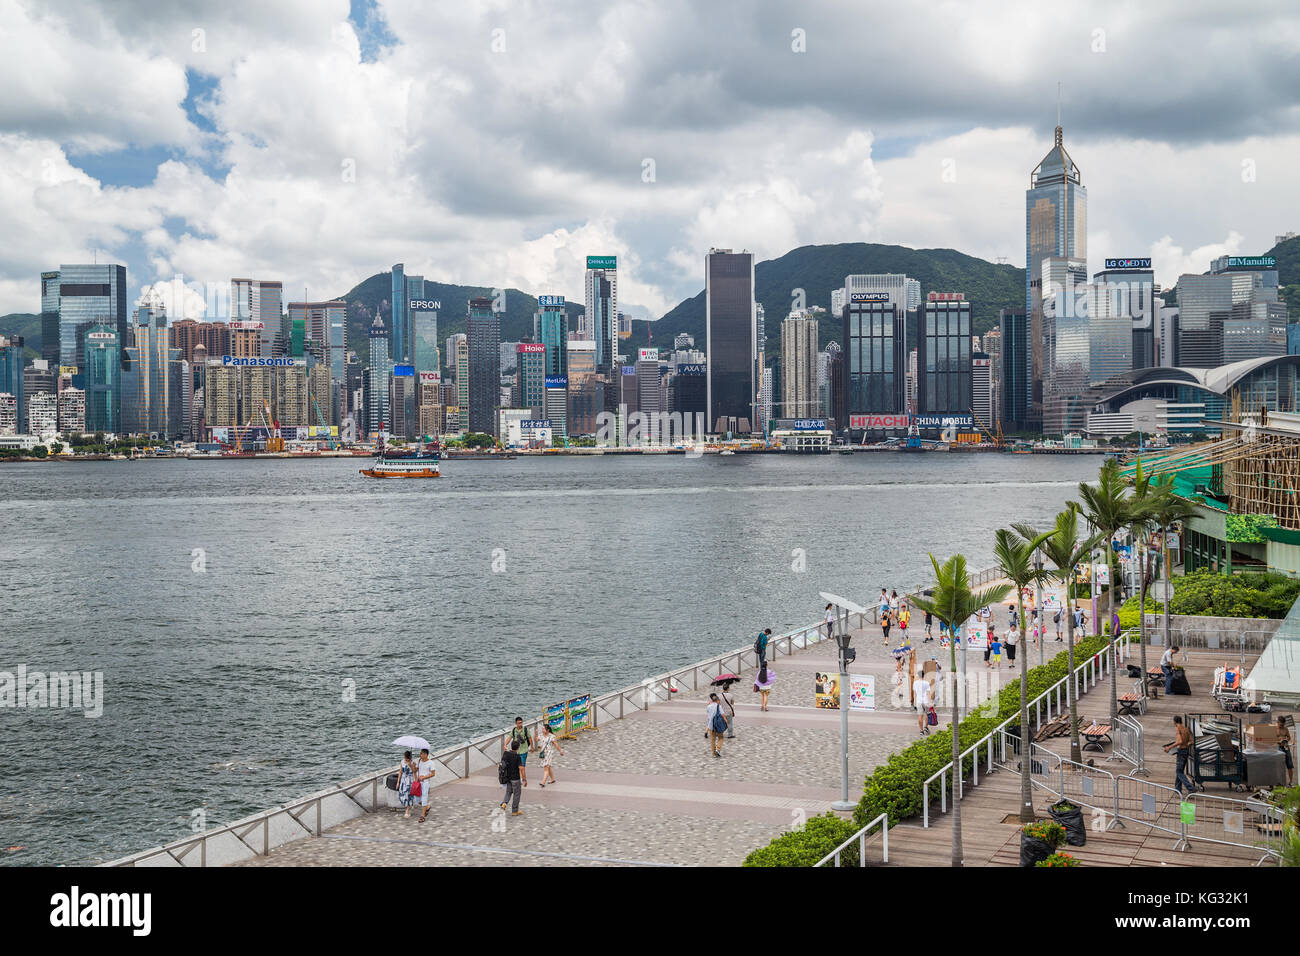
1081, 721, 1113, 752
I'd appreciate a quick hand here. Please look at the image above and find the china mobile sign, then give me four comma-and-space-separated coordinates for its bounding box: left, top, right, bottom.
849, 414, 909, 429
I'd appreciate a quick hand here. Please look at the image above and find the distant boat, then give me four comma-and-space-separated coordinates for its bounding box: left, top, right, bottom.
719, 449, 736, 456
360, 434, 441, 479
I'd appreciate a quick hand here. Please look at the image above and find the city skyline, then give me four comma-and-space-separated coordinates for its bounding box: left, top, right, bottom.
2, 1, 1299, 319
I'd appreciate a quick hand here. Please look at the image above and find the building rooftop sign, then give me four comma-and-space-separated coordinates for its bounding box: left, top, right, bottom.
586, 256, 617, 270
1104, 257, 1152, 270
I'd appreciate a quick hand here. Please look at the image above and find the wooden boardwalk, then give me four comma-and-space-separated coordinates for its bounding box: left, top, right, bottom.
869, 644, 1289, 867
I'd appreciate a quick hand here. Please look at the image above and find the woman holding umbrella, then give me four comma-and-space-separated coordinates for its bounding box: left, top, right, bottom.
712, 674, 740, 739
397, 751, 416, 819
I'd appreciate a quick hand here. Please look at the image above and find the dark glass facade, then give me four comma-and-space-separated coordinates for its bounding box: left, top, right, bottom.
705, 251, 755, 432
999, 309, 1030, 429
918, 299, 971, 413
842, 298, 906, 415
467, 296, 500, 435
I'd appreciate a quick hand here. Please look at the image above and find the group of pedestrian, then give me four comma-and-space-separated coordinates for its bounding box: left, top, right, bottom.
396, 748, 438, 822
707, 627, 779, 757
495, 717, 566, 816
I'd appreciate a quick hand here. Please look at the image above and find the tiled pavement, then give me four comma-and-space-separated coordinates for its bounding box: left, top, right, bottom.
236, 625, 941, 867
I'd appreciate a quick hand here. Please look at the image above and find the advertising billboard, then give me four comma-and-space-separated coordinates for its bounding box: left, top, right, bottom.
418, 370, 440, 384
521, 420, 552, 429
228, 321, 265, 331
792, 418, 828, 430
1104, 258, 1152, 270
848, 675, 876, 712
220, 356, 299, 367
409, 299, 440, 311
537, 295, 565, 308
517, 343, 545, 354
926, 292, 965, 301
677, 363, 706, 375
913, 413, 974, 429
849, 414, 909, 429
1227, 256, 1275, 269
393, 364, 415, 377
621, 365, 636, 376
544, 375, 568, 389
637, 348, 659, 362
850, 292, 890, 303
586, 256, 617, 270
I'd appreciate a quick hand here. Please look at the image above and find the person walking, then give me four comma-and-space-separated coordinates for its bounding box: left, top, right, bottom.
416, 747, 436, 823
706, 692, 727, 757
1162, 716, 1203, 795
397, 751, 416, 820
880, 606, 892, 647
1005, 619, 1019, 670
983, 621, 995, 667
754, 663, 774, 712
890, 590, 901, 614
754, 627, 771, 667
509, 717, 533, 788
824, 603, 836, 638
1160, 644, 1180, 695
923, 609, 933, 643
537, 723, 565, 787
877, 589, 890, 622
719, 683, 737, 739
989, 633, 1002, 671
912, 670, 932, 736
897, 603, 911, 645
499, 740, 524, 815
1110, 608, 1121, 638
1053, 606, 1063, 642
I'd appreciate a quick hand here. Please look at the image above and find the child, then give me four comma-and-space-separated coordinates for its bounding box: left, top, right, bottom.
989, 635, 1002, 670
898, 604, 911, 643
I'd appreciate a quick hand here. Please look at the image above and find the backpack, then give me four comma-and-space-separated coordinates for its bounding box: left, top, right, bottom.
497, 754, 509, 785
753, 633, 765, 654
710, 706, 728, 734
1053, 611, 1061, 624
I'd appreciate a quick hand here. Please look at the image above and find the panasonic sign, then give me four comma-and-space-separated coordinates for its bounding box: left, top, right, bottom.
221, 356, 298, 367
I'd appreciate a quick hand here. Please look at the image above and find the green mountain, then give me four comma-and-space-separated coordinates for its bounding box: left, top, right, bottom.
1268, 235, 1300, 322
333, 274, 584, 362
625, 242, 1026, 356
0, 313, 41, 361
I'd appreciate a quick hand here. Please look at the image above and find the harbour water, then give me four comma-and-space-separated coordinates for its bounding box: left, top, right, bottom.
0, 453, 1100, 864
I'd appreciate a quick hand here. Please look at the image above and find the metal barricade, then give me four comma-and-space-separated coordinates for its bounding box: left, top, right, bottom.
1024, 742, 1065, 799
1185, 791, 1283, 865
1109, 713, 1148, 775
1057, 754, 1117, 817
1112, 773, 1186, 841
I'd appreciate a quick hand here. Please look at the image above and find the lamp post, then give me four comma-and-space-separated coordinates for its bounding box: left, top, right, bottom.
821, 591, 864, 812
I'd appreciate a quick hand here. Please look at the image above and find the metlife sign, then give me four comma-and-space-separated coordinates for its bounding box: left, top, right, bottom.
538, 295, 565, 308
410, 299, 440, 311
544, 375, 568, 389
1104, 258, 1152, 270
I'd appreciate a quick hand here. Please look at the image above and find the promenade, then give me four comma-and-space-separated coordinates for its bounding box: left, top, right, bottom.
235, 622, 943, 867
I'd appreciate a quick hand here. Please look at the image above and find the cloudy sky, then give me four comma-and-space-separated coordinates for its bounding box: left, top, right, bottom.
3, 0, 1299, 320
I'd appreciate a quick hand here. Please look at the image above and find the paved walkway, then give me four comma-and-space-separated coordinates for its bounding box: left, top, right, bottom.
237, 624, 958, 867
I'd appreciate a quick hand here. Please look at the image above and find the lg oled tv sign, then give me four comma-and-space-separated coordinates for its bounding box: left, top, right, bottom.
849, 414, 909, 429
1104, 258, 1152, 270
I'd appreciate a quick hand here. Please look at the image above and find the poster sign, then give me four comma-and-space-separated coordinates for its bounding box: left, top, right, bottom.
849, 414, 910, 430
815, 673, 840, 709
544, 702, 567, 735
567, 695, 590, 732
965, 620, 989, 648
848, 675, 875, 712
1180, 802, 1196, 825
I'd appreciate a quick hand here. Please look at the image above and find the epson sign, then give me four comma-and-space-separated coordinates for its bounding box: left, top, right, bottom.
410, 299, 440, 311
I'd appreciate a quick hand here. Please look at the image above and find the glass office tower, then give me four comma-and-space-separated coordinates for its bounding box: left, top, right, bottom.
843, 294, 907, 418
705, 249, 756, 433
467, 297, 501, 436
917, 295, 972, 414
83, 324, 120, 433
585, 257, 618, 373
536, 296, 568, 379
44, 264, 128, 372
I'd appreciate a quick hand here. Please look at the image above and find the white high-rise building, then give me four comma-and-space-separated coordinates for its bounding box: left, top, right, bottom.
29, 390, 59, 436
780, 311, 819, 419
584, 257, 618, 373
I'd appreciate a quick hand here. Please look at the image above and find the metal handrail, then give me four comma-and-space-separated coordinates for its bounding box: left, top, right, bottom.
922, 629, 1130, 827
106, 607, 872, 867
814, 813, 889, 867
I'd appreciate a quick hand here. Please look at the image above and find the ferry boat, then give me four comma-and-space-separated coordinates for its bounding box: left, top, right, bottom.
359, 432, 441, 479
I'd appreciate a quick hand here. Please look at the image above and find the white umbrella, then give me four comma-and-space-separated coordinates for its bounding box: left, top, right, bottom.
392, 735, 431, 752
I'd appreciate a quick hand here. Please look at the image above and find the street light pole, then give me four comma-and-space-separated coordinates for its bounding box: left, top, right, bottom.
1034, 549, 1045, 668
821, 591, 864, 813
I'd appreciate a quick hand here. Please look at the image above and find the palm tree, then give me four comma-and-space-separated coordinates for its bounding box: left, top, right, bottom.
909, 553, 1011, 866
1077, 458, 1132, 721
1148, 475, 1200, 648
1124, 459, 1160, 678
1035, 505, 1104, 764
994, 527, 1054, 823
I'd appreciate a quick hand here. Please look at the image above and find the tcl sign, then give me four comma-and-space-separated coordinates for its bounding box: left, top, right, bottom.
850, 414, 909, 429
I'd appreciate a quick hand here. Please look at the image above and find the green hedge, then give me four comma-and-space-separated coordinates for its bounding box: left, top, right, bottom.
743, 634, 1110, 867
1119, 570, 1300, 625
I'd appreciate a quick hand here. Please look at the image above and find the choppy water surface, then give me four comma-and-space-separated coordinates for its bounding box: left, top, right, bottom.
0, 452, 1100, 864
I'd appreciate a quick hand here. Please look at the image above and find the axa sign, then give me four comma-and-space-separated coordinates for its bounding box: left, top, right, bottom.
849, 413, 909, 429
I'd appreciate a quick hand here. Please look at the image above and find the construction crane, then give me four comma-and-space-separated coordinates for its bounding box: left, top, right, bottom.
970, 408, 1004, 448
311, 396, 336, 450
263, 400, 284, 453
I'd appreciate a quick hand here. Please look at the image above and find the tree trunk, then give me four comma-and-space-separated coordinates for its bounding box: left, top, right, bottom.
950, 630, 963, 866
1066, 583, 1081, 764
1017, 595, 1033, 823
1162, 534, 1172, 650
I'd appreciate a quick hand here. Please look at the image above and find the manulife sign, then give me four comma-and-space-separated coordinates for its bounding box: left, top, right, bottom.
586, 256, 617, 270
1228, 256, 1276, 268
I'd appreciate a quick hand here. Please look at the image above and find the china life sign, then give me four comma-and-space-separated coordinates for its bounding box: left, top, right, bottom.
586, 256, 617, 270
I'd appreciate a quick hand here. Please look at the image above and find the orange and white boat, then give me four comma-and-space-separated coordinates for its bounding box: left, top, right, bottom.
360, 434, 441, 478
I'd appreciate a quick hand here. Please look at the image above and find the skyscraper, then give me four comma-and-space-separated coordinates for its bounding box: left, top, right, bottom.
42, 264, 128, 371
999, 309, 1030, 430
536, 296, 568, 380
585, 256, 618, 373
1026, 122, 1086, 425
231, 278, 283, 358
122, 304, 179, 437
83, 323, 120, 433
411, 297, 439, 381
367, 316, 391, 436
705, 248, 756, 434
467, 296, 501, 436
780, 311, 819, 418
917, 293, 972, 415
0, 335, 23, 434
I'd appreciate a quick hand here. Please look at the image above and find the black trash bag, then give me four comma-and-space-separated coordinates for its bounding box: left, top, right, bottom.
1049, 800, 1087, 846
1019, 834, 1055, 867
385, 773, 399, 791
1127, 664, 1142, 678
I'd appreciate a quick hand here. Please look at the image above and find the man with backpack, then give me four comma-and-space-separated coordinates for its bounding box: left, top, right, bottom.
498, 740, 523, 815
1053, 607, 1063, 642
706, 692, 727, 757
754, 628, 771, 666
